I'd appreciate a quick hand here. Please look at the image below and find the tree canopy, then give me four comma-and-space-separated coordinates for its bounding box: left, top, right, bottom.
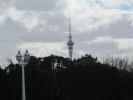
0, 54, 133, 100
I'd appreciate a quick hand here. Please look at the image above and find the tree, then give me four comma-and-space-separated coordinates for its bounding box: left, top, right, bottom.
76, 54, 98, 66
103, 57, 129, 71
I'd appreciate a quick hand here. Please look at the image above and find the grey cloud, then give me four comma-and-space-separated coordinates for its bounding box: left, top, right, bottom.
0, 11, 67, 43
73, 15, 133, 43
19, 13, 67, 42
91, 15, 133, 38
0, 40, 19, 66
0, 13, 66, 42
74, 40, 119, 57
15, 0, 61, 11
0, 0, 15, 10
0, 18, 23, 40
0, 18, 24, 65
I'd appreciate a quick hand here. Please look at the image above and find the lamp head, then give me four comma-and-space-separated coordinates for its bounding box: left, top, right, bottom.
24, 50, 30, 64
16, 50, 22, 64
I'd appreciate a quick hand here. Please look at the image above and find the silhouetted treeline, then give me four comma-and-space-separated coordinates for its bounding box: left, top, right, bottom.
0, 54, 133, 100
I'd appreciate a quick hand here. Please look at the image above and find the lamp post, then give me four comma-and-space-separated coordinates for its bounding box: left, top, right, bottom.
16, 50, 30, 100
50, 59, 58, 99
52, 59, 63, 98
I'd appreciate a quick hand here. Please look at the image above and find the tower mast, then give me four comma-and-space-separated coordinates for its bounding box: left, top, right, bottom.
67, 17, 74, 60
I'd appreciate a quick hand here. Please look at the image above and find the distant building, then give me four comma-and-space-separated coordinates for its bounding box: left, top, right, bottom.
67, 18, 74, 60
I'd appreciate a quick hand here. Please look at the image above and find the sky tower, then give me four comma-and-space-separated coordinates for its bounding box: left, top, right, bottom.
67, 18, 74, 60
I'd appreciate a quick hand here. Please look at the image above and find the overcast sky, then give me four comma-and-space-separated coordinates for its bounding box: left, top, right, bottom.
0, 0, 133, 66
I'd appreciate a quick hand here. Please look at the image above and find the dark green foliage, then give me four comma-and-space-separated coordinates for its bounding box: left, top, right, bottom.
0, 54, 133, 100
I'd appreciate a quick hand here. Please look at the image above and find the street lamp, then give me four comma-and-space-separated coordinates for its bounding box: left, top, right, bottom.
16, 50, 30, 100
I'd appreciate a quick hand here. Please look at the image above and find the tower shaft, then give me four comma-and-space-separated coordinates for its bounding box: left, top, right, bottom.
67, 17, 74, 60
